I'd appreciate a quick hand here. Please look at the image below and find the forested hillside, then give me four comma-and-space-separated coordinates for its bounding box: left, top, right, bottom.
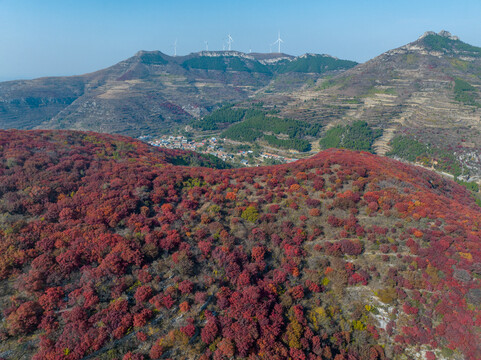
0, 130, 480, 359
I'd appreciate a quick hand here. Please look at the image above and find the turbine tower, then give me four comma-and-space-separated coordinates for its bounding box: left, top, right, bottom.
273, 31, 283, 53
204, 41, 209, 51
173, 39, 177, 57
227, 34, 234, 51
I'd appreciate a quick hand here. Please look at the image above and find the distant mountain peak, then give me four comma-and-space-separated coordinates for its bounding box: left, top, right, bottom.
438, 30, 460, 40
134, 50, 161, 56
417, 30, 481, 58
299, 53, 339, 60
385, 30, 481, 59
418, 30, 460, 41
130, 50, 170, 65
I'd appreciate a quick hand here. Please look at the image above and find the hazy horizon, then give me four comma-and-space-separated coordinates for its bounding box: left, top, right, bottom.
1, 0, 481, 81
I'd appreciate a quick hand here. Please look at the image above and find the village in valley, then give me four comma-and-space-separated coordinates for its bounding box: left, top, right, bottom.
140, 134, 299, 167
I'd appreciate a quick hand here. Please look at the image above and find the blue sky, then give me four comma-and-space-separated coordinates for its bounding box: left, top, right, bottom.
1, 0, 481, 81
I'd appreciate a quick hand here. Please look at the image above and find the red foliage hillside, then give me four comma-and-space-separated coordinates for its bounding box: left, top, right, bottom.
0, 130, 480, 360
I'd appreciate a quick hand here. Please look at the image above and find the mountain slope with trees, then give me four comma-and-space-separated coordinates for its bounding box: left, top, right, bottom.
255, 31, 481, 178
0, 51, 356, 137
0, 130, 480, 360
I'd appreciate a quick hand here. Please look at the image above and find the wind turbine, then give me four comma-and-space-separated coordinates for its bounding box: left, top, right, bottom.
173, 39, 177, 57
204, 41, 209, 51
272, 31, 283, 53
227, 34, 234, 51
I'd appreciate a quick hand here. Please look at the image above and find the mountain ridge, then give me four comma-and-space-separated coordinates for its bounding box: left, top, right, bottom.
2, 31, 481, 179
0, 50, 357, 136
384, 30, 481, 59
254, 30, 481, 177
